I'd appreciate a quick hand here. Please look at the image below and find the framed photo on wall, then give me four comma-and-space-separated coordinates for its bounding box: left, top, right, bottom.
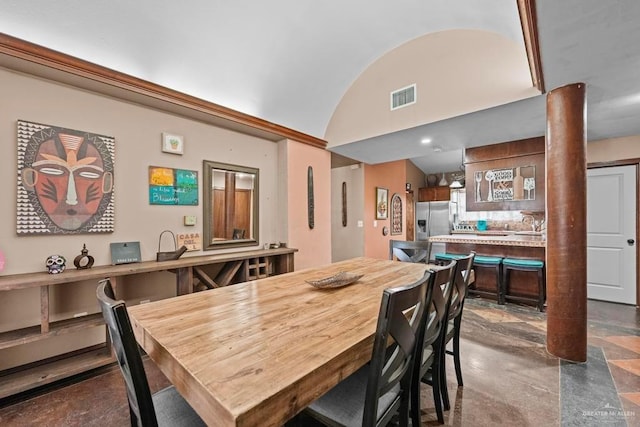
162, 133, 184, 155
376, 187, 388, 220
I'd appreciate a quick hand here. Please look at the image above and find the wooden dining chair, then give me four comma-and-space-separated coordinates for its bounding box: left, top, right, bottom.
96, 279, 205, 427
410, 260, 456, 425
440, 252, 475, 411
389, 239, 431, 263
305, 270, 431, 427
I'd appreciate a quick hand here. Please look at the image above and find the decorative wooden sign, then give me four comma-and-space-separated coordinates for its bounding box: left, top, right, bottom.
307, 166, 314, 229
342, 182, 347, 227
177, 232, 202, 251
391, 193, 402, 235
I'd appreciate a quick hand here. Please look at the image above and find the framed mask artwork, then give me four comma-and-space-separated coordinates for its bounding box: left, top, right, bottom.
17, 120, 115, 235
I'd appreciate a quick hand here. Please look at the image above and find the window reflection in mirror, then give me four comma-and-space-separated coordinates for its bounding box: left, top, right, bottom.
203, 161, 259, 249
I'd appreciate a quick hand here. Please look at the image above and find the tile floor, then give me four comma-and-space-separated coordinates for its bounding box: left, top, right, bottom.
0, 298, 638, 426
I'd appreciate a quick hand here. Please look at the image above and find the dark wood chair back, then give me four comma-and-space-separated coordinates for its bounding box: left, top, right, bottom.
389, 239, 431, 263
447, 252, 475, 322
409, 260, 456, 425
363, 270, 430, 426
97, 279, 158, 427
420, 261, 456, 351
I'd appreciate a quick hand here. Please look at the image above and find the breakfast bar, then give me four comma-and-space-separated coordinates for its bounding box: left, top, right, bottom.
429, 233, 546, 304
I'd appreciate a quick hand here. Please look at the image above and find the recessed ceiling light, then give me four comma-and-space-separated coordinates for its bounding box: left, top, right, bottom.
421, 138, 432, 144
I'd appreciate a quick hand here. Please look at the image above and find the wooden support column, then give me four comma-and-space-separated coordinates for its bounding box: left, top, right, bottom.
546, 83, 587, 362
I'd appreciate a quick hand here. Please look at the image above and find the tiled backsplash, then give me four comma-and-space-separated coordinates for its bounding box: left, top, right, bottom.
451, 188, 545, 231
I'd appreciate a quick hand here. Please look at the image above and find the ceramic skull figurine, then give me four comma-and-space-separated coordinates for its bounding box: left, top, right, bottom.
46, 255, 66, 274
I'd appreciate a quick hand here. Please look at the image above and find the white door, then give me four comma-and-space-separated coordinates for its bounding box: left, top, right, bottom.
587, 165, 637, 304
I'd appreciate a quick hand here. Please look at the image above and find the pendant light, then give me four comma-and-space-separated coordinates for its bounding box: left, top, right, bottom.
449, 148, 465, 188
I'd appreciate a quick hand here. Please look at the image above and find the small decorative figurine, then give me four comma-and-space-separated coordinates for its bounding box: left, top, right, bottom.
73, 244, 95, 270
46, 255, 66, 274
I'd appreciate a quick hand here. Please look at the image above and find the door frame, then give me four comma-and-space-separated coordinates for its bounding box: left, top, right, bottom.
588, 158, 640, 306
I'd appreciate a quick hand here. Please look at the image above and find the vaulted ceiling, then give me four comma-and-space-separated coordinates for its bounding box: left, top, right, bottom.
1, 0, 639, 173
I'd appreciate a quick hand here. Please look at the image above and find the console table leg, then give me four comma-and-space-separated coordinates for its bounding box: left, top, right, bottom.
40, 285, 49, 334
176, 267, 193, 295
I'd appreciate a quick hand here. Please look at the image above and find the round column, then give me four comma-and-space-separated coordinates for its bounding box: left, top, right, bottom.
546, 83, 587, 362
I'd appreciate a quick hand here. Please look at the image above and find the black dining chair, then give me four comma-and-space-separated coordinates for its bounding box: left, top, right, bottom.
305, 270, 431, 427
440, 252, 475, 411
96, 279, 205, 427
410, 261, 456, 425
389, 240, 431, 264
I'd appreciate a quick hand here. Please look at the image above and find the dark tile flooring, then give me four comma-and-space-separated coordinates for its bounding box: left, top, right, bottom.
0, 298, 638, 426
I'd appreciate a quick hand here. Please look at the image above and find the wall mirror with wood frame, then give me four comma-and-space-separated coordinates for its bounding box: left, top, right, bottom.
203, 160, 259, 250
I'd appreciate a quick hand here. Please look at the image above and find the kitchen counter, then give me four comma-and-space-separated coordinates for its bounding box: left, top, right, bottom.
430, 233, 546, 248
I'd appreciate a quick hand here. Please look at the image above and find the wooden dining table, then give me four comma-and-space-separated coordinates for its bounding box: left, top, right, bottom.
127, 257, 430, 427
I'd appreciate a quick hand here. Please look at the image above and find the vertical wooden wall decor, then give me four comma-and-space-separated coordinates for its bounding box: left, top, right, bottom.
391, 193, 402, 235
406, 191, 415, 241
307, 166, 314, 229
341, 182, 347, 227
546, 83, 587, 363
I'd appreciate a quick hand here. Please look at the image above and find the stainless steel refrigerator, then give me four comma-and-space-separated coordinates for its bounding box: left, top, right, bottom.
415, 201, 451, 260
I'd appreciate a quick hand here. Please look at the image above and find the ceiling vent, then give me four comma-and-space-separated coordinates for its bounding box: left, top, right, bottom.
390, 84, 416, 110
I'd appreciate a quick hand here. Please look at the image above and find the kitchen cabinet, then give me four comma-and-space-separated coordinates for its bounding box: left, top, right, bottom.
0, 248, 296, 399
465, 137, 545, 211
418, 186, 450, 202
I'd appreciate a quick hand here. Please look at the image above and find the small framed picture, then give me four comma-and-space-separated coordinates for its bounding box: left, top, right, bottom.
162, 133, 184, 155
376, 187, 388, 220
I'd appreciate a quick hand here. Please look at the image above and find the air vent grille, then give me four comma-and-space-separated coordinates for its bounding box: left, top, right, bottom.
390, 84, 416, 110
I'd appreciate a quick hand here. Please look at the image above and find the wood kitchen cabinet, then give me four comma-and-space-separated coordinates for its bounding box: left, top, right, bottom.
418, 186, 450, 202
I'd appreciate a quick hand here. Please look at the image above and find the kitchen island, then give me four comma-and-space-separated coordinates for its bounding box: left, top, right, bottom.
429, 232, 546, 305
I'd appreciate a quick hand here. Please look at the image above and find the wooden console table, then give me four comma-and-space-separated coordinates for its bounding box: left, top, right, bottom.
0, 247, 296, 399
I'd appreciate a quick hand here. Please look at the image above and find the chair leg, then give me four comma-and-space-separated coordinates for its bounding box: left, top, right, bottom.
501, 267, 509, 305
399, 389, 410, 427
537, 267, 545, 312
428, 349, 445, 424
410, 371, 421, 426
453, 317, 463, 387
497, 265, 504, 305
438, 342, 450, 412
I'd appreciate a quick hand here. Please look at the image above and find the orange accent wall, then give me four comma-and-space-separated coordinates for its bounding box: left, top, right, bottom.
285, 140, 332, 269
364, 160, 410, 259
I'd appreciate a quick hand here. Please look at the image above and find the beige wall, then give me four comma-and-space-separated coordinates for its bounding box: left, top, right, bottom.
588, 135, 640, 163
325, 29, 539, 145
0, 67, 282, 275
0, 67, 330, 369
406, 160, 426, 196
282, 140, 332, 270
331, 164, 365, 262
363, 160, 409, 260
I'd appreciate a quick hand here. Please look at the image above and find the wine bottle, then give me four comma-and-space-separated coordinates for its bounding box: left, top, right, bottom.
513, 167, 524, 200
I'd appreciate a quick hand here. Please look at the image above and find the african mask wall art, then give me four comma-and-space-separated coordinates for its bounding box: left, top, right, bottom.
17, 120, 115, 234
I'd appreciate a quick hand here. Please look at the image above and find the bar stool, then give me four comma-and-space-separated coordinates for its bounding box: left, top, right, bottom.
433, 253, 465, 266
501, 258, 546, 311
469, 255, 503, 304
